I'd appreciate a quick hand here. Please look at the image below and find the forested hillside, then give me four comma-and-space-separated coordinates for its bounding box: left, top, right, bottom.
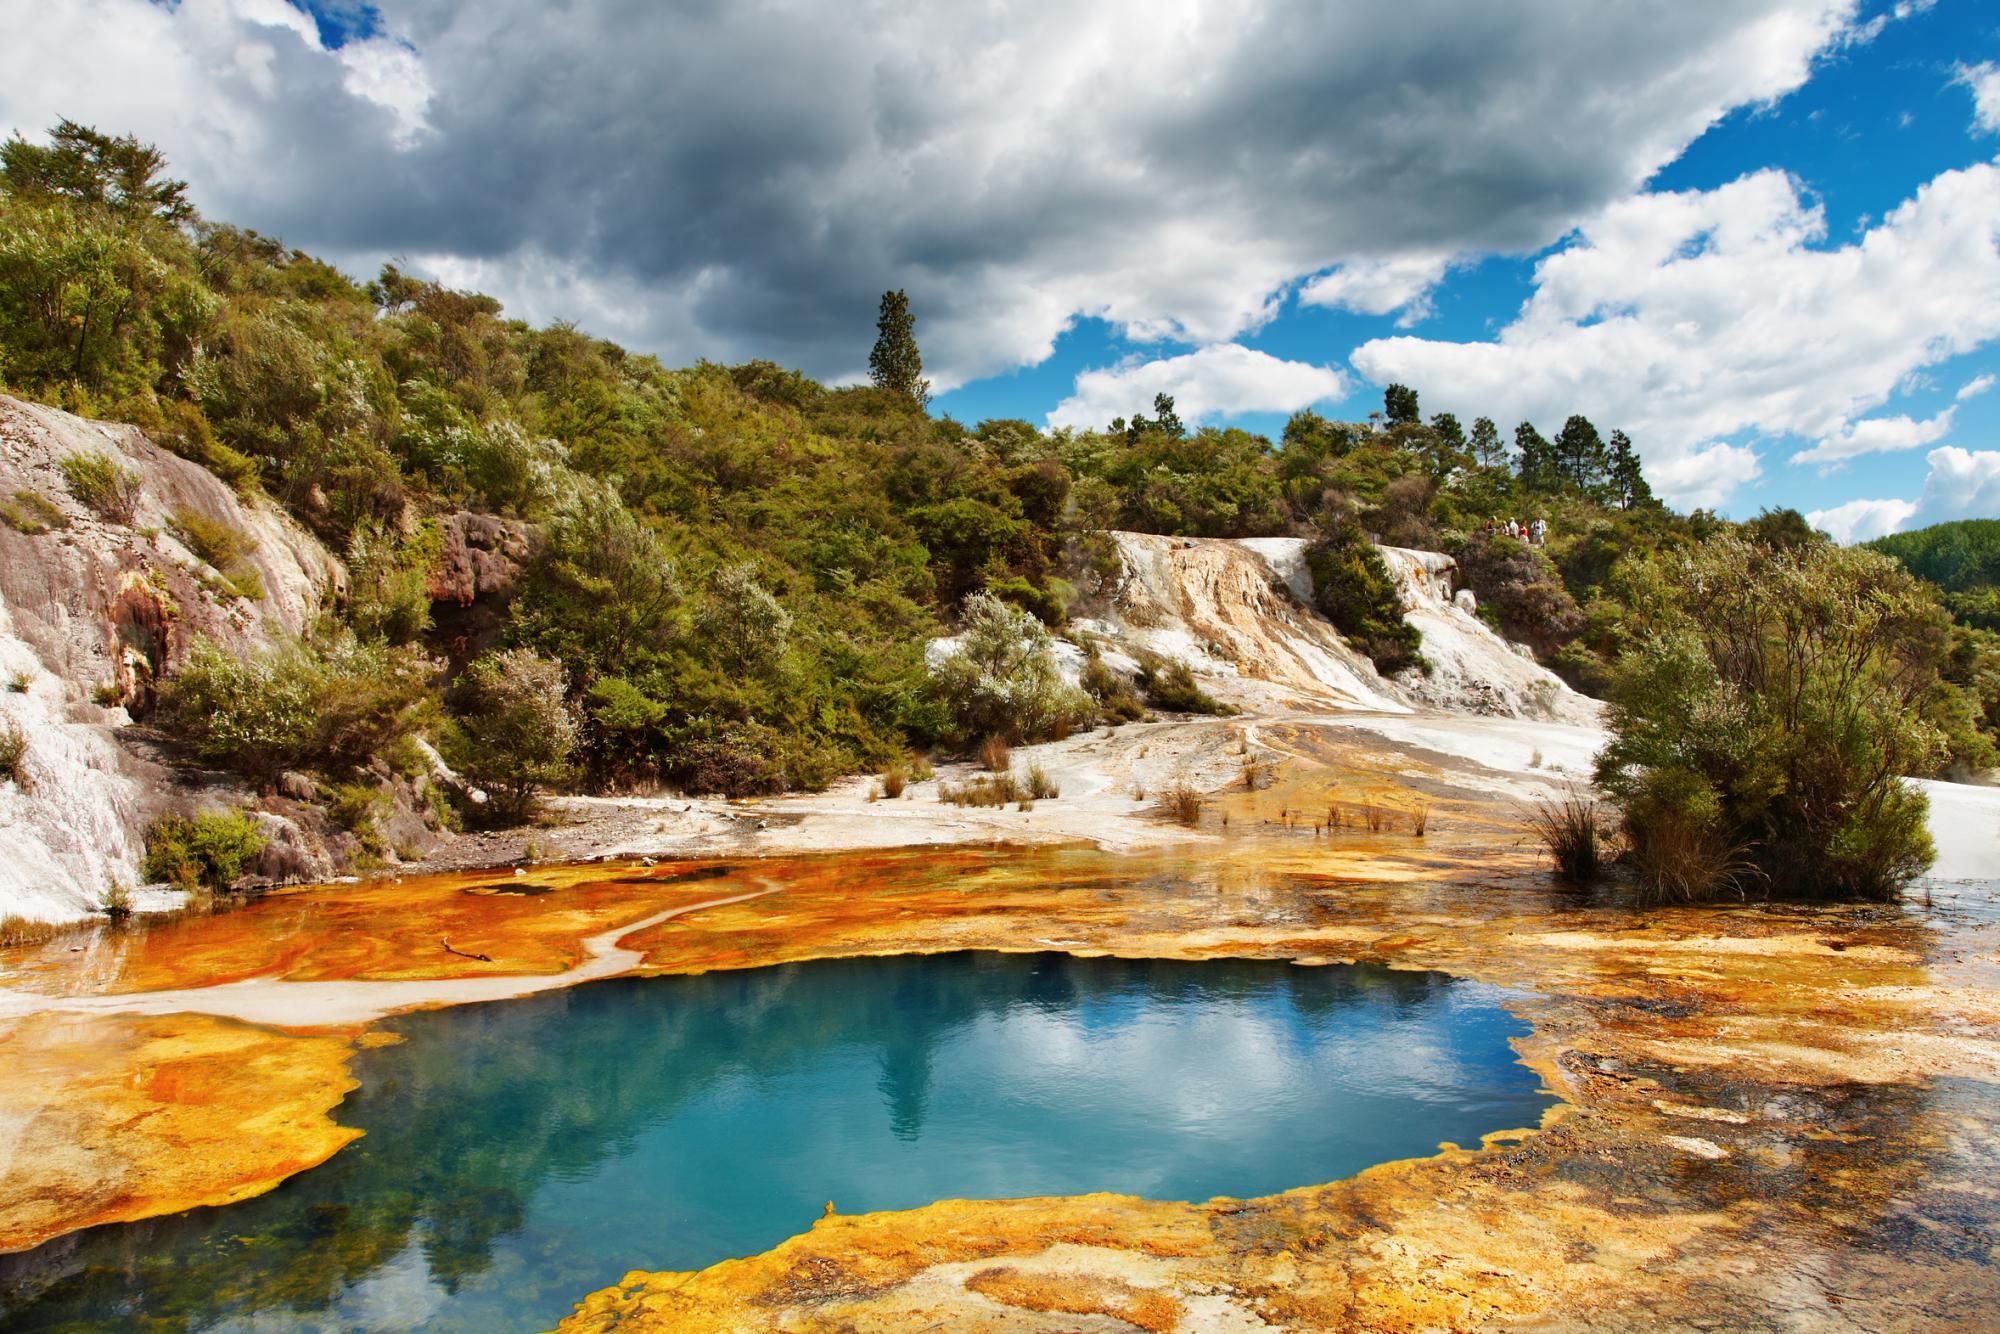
2, 121, 1994, 828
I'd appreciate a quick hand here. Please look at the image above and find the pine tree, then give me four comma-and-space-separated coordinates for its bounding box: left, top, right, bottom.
1515, 422, 1559, 493
1383, 383, 1420, 425
1, 119, 193, 223
1554, 414, 1609, 494
1469, 416, 1506, 468
868, 289, 930, 406
1428, 412, 1466, 454
1608, 430, 1656, 509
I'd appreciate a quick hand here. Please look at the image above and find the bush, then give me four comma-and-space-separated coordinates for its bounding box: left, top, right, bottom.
1080, 648, 1146, 722
447, 648, 578, 822
1528, 793, 1608, 883
1455, 532, 1585, 655
0, 715, 25, 786
1305, 510, 1426, 675
1163, 773, 1204, 826
1597, 536, 1947, 901
1134, 652, 1230, 714
157, 632, 436, 780
0, 489, 67, 533
59, 450, 142, 523
141, 809, 266, 890
169, 506, 263, 600
929, 592, 1093, 745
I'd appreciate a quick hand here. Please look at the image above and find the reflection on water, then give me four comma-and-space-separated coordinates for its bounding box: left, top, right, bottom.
0, 953, 1550, 1332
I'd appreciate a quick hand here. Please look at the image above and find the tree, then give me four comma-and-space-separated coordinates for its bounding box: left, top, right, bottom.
928, 591, 1093, 743
1553, 414, 1608, 494
1383, 383, 1420, 425
452, 648, 579, 822
868, 288, 930, 406
1607, 430, 1655, 510
1469, 416, 1506, 468
1150, 392, 1184, 440
1514, 422, 1560, 492
1597, 536, 1948, 901
1, 120, 194, 223
1428, 412, 1466, 454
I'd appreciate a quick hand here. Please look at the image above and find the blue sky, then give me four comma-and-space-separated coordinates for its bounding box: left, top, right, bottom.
7, 1, 2000, 532
935, 0, 2000, 527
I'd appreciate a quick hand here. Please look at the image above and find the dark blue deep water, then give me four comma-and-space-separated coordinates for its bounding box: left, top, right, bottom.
0, 953, 1551, 1331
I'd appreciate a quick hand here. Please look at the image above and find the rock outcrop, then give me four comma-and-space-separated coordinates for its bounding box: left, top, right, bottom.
0, 396, 344, 921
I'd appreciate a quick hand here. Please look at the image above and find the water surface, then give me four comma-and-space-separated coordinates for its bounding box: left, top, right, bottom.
0, 952, 1550, 1331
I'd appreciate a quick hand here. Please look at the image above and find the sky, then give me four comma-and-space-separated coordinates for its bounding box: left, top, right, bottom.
2, 1, 1997, 534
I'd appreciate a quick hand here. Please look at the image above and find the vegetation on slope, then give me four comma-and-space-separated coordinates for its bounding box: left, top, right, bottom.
1, 121, 1993, 899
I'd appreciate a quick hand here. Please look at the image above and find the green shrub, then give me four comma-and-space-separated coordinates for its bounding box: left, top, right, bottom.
347, 519, 439, 645
0, 490, 67, 534
1134, 651, 1230, 715
141, 809, 266, 890
1079, 648, 1146, 722
156, 632, 436, 780
1305, 511, 1426, 675
58, 450, 142, 523
1597, 536, 1947, 901
928, 592, 1093, 745
446, 648, 578, 822
169, 506, 264, 600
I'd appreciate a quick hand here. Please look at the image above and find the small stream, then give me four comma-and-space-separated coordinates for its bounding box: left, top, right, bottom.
0, 952, 1552, 1332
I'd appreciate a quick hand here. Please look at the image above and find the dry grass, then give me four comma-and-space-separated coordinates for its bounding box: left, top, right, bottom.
0, 716, 27, 789
1411, 803, 1430, 837
0, 914, 65, 948
978, 735, 1011, 773
1362, 803, 1387, 832
1163, 774, 1203, 827
879, 761, 908, 799
1627, 814, 1763, 904
1529, 793, 1609, 882
940, 773, 1023, 807
1240, 754, 1274, 790
1024, 763, 1059, 800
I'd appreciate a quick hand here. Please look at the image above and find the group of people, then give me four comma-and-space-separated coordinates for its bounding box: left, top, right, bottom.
1486, 516, 1547, 545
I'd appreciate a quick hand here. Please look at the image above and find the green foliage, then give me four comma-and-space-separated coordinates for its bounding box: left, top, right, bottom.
141, 809, 266, 891
58, 449, 141, 522
157, 632, 436, 781
1596, 536, 1947, 901
1868, 519, 2000, 602
3, 120, 193, 223
1079, 646, 1146, 722
1134, 651, 1231, 715
447, 648, 578, 823
1454, 531, 1585, 654
169, 506, 262, 600
1305, 511, 1426, 675
347, 519, 439, 645
0, 489, 66, 533
868, 289, 929, 406
1382, 383, 1420, 425
928, 591, 1093, 745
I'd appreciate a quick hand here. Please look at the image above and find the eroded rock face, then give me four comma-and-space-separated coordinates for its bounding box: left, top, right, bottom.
427, 510, 539, 669
0, 396, 344, 921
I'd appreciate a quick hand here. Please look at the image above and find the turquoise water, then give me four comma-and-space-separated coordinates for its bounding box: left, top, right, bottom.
0, 952, 1551, 1331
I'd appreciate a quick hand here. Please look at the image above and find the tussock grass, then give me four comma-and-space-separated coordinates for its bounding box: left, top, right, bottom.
1163, 774, 1203, 827
59, 451, 141, 524
1627, 814, 1763, 904
1529, 793, 1609, 883
978, 734, 1011, 773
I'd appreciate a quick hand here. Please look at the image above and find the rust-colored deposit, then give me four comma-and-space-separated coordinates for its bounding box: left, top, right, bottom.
0, 749, 1996, 1326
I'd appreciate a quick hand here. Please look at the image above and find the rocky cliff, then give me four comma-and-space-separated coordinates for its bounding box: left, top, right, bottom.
0, 397, 343, 922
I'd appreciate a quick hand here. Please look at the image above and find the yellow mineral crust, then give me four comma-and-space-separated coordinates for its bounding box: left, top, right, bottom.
0, 1011, 361, 1254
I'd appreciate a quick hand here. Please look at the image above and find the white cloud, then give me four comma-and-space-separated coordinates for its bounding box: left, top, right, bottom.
1958, 373, 1996, 401
1352, 163, 2000, 508
1300, 255, 1456, 324
1046, 345, 1348, 430
0, 0, 1868, 388
1956, 61, 2000, 135
1806, 444, 2000, 542
1805, 496, 1920, 542
1648, 443, 1766, 511
1793, 405, 1955, 468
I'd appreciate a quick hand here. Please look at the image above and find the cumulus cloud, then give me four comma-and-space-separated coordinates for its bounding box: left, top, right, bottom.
1352, 164, 2000, 507
1300, 254, 1456, 324
1046, 345, 1348, 430
0, 0, 1867, 387
1957, 61, 2000, 135
1793, 405, 1956, 468
1806, 444, 2000, 542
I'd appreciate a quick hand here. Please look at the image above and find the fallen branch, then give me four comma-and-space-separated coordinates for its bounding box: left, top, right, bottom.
440, 937, 492, 962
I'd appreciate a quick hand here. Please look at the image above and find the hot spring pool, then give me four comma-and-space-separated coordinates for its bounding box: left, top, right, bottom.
0, 952, 1552, 1331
